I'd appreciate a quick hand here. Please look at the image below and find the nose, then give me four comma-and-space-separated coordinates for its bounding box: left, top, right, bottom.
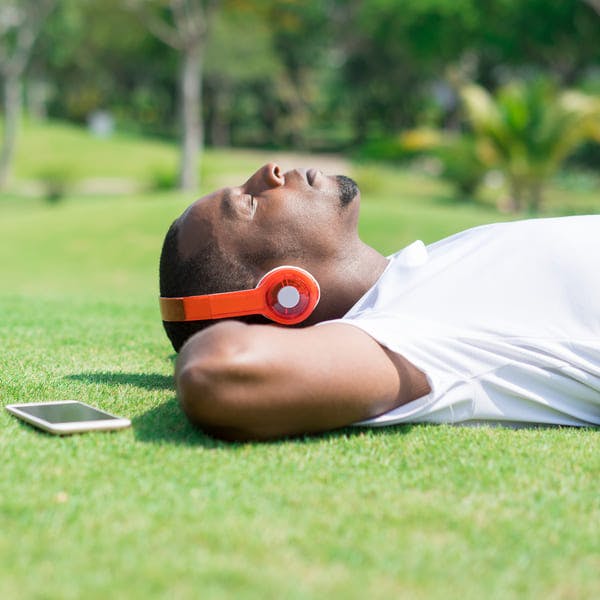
245, 162, 284, 192
264, 162, 284, 186
259, 163, 285, 187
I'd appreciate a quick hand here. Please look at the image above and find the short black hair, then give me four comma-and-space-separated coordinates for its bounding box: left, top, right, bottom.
159, 220, 265, 352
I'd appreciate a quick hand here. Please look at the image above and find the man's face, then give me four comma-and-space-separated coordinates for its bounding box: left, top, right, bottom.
177, 163, 361, 280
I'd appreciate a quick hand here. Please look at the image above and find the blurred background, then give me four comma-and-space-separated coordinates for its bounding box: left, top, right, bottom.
0, 0, 599, 213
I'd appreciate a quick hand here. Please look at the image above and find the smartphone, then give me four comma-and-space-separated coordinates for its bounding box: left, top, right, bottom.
5, 401, 131, 435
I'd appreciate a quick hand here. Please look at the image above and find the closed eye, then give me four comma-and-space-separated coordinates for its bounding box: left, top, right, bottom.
245, 194, 257, 218
233, 192, 256, 219
221, 188, 256, 220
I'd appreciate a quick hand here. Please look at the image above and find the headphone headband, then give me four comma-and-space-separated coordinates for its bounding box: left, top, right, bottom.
160, 266, 320, 325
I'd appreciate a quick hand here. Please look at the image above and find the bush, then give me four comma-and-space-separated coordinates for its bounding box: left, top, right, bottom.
434, 135, 488, 198
36, 166, 76, 203
147, 165, 178, 191
355, 128, 443, 163
460, 79, 600, 211
567, 140, 600, 171
354, 136, 409, 162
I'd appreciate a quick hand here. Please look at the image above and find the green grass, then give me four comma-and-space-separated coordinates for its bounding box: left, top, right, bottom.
1, 123, 599, 599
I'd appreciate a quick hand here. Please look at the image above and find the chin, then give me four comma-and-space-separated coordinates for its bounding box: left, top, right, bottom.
335, 175, 360, 207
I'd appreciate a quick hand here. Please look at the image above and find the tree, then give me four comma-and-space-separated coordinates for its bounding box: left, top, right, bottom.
203, 5, 280, 147
331, 0, 600, 145
0, 0, 57, 189
264, 0, 332, 148
583, 0, 600, 15
128, 0, 220, 191
37, 0, 171, 130
461, 79, 600, 211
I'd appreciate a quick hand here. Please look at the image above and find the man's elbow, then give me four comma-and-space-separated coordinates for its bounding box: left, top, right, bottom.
176, 364, 274, 442
174, 322, 269, 440
176, 360, 216, 423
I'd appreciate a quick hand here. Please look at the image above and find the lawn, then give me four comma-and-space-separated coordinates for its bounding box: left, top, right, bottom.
0, 123, 599, 599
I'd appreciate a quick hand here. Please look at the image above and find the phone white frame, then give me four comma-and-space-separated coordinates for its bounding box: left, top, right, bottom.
5, 401, 131, 435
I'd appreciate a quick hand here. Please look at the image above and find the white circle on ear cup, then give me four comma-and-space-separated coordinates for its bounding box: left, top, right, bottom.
277, 285, 301, 309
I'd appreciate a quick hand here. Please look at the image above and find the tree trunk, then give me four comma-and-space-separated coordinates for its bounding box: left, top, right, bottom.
178, 43, 203, 191
0, 74, 22, 190
528, 181, 544, 213
210, 83, 231, 147
509, 177, 524, 212
27, 79, 48, 121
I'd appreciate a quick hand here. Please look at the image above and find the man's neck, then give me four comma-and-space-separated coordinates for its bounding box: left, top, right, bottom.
307, 242, 388, 325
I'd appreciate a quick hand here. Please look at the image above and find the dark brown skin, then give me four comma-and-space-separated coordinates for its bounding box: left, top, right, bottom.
173, 163, 430, 441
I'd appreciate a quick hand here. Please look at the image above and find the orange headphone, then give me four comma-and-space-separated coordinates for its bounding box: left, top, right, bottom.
159, 266, 320, 325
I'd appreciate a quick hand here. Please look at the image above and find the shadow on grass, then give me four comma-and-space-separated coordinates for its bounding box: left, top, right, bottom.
133, 398, 230, 448
67, 371, 174, 391
133, 396, 418, 448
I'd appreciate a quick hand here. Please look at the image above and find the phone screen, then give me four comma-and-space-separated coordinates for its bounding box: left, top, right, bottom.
15, 402, 120, 423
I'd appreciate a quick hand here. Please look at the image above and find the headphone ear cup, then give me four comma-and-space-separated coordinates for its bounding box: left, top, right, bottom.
160, 265, 321, 325
258, 266, 320, 325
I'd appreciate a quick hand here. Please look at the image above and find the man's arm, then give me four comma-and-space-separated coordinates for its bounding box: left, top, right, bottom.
175, 320, 430, 441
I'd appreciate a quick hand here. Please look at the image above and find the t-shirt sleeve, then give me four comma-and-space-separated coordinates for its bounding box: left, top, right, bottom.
321, 312, 476, 426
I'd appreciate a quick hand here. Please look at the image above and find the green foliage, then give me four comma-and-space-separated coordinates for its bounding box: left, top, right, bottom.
354, 137, 412, 162
567, 140, 600, 172
203, 7, 281, 146
331, 0, 599, 144
434, 134, 488, 199
147, 164, 178, 191
15, 0, 597, 156
35, 164, 76, 203
36, 0, 176, 131
461, 79, 600, 211
354, 128, 441, 163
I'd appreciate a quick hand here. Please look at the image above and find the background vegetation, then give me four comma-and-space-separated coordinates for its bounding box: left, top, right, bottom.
0, 0, 598, 209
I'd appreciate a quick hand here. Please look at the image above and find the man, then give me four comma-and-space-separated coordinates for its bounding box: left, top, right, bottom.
159, 162, 600, 441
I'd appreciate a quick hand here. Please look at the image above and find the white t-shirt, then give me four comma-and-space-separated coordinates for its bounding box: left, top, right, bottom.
335, 216, 600, 427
